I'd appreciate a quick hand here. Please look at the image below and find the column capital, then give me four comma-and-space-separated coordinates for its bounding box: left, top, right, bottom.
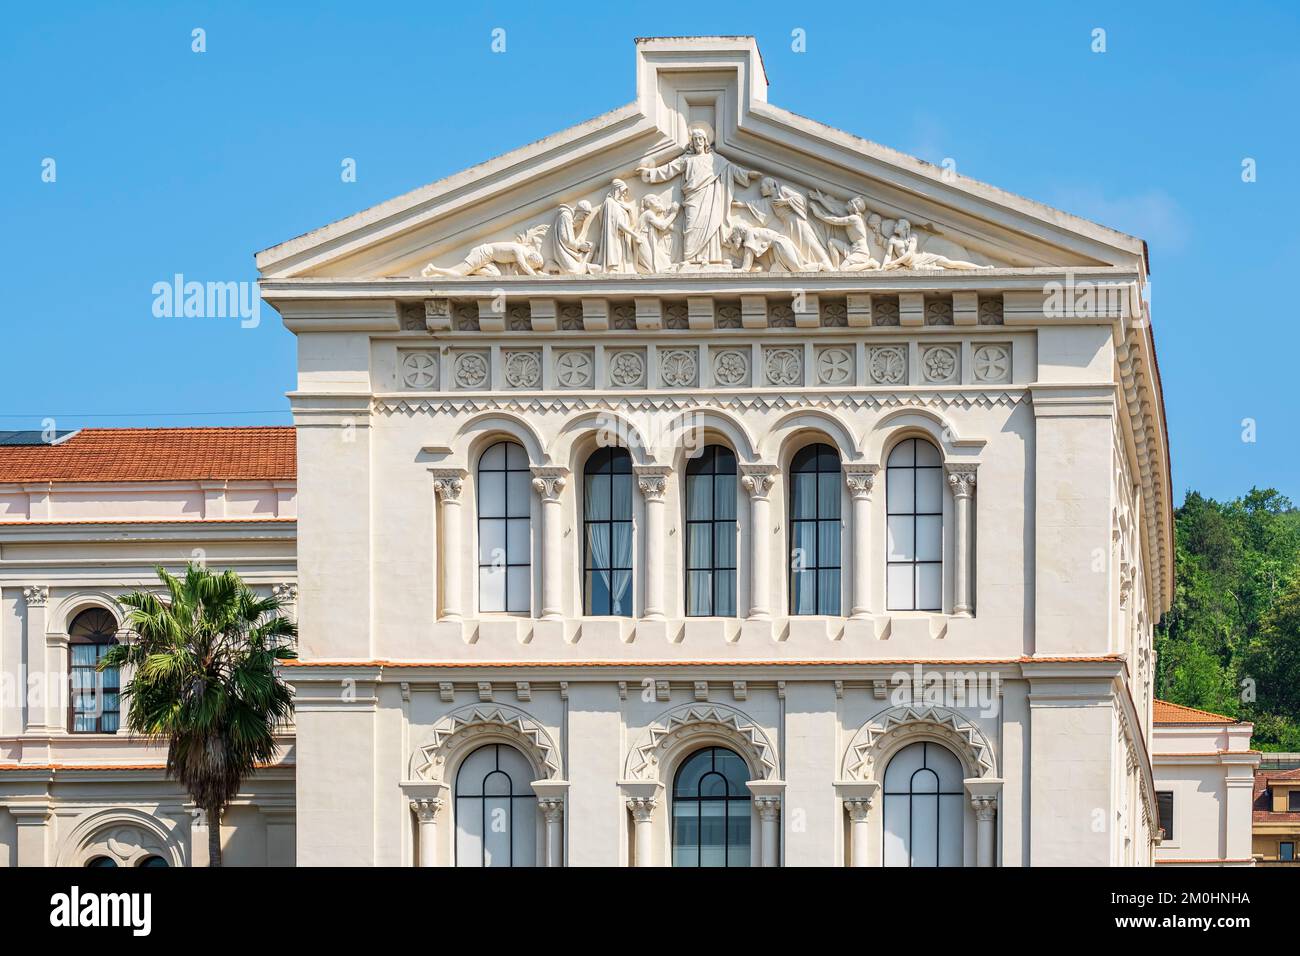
843, 463, 879, 499
429, 468, 468, 500
945, 463, 978, 498
970, 794, 998, 822
538, 796, 565, 822
530, 466, 569, 502
753, 794, 782, 822
740, 463, 779, 500
633, 464, 671, 501
626, 795, 658, 822
23, 585, 49, 608
410, 797, 445, 822
844, 796, 874, 822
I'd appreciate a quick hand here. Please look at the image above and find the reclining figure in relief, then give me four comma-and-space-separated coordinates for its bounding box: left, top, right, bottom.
422, 224, 551, 277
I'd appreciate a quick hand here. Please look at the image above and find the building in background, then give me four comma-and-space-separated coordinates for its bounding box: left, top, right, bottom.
1253, 755, 1300, 866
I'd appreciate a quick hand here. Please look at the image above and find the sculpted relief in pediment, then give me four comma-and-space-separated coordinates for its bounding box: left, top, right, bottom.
421, 124, 995, 279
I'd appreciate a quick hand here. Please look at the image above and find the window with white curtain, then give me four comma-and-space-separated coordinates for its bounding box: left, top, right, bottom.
685, 445, 738, 616
789, 443, 842, 615
882, 741, 964, 867
886, 438, 944, 611
477, 441, 532, 613
454, 743, 537, 867
583, 446, 634, 616
68, 608, 120, 733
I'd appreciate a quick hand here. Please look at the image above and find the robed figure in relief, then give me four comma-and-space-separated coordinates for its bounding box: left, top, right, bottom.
636, 125, 760, 265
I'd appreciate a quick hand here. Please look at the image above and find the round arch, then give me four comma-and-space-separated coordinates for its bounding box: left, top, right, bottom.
409, 704, 563, 784
49, 591, 124, 638
665, 408, 758, 464
864, 408, 984, 464
841, 704, 998, 783
55, 807, 185, 868
760, 408, 863, 464
549, 410, 657, 470
624, 703, 780, 783
451, 411, 548, 467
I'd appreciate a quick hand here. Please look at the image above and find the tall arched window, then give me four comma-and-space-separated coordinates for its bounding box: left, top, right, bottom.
686, 445, 738, 616
882, 741, 964, 867
672, 746, 751, 867
886, 438, 943, 611
454, 743, 538, 867
478, 441, 532, 613
789, 443, 841, 615
583, 447, 633, 616
68, 608, 120, 734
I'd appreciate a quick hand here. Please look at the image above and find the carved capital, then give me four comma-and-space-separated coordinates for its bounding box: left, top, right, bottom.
23, 585, 49, 608
410, 797, 444, 823
754, 795, 782, 822
531, 467, 569, 502
626, 796, 658, 822
633, 465, 671, 502
538, 797, 565, 823
430, 468, 468, 501
971, 794, 998, 822
945, 464, 978, 499
740, 464, 778, 501
844, 796, 874, 823
843, 464, 879, 499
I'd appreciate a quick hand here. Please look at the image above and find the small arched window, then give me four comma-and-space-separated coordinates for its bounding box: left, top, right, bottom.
68, 608, 120, 734
882, 741, 965, 867
477, 441, 532, 613
685, 445, 738, 616
85, 856, 118, 868
789, 443, 842, 615
583, 447, 634, 616
454, 743, 537, 867
672, 747, 752, 867
886, 438, 944, 611
137, 855, 169, 868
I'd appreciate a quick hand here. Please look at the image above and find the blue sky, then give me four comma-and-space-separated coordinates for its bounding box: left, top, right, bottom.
3, 1, 1297, 503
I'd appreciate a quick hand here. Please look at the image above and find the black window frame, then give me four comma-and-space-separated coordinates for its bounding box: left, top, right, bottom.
68, 608, 120, 734
453, 743, 538, 868
881, 741, 965, 868
1156, 790, 1175, 841
671, 746, 752, 868
886, 437, 944, 612
685, 445, 738, 617
476, 440, 532, 614
788, 443, 842, 616
582, 446, 634, 616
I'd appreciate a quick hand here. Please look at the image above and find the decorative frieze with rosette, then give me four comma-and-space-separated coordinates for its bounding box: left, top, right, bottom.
452, 350, 490, 389
869, 345, 907, 385
972, 343, 1011, 384
554, 349, 594, 388
400, 350, 439, 389
503, 350, 542, 389
608, 349, 647, 388
763, 346, 802, 386
815, 346, 854, 386
659, 348, 699, 387
921, 345, 959, 384
711, 347, 750, 387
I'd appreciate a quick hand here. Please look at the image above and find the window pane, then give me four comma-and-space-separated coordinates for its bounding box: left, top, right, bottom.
887, 564, 914, 610
506, 471, 532, 517
817, 520, 840, 568
698, 800, 727, 867
714, 523, 736, 568
584, 474, 610, 520
672, 803, 699, 867
687, 524, 712, 569
791, 473, 817, 519
687, 475, 713, 520
791, 521, 816, 571
456, 798, 484, 867
915, 440, 941, 466
505, 442, 528, 469
506, 518, 530, 562
915, 515, 942, 562
886, 470, 914, 513
479, 519, 506, 565
791, 569, 816, 615
917, 563, 942, 611
883, 793, 910, 867
611, 522, 633, 569
910, 793, 939, 866
714, 571, 736, 617
585, 571, 610, 615
585, 524, 609, 569
887, 516, 915, 561
611, 474, 633, 519
714, 474, 737, 520
483, 796, 511, 867
817, 569, 840, 615
480, 567, 506, 612
915, 468, 943, 513
939, 794, 964, 866
687, 571, 712, 616
479, 471, 505, 517
506, 567, 530, 613
817, 472, 841, 518
888, 439, 914, 467
480, 442, 505, 470
607, 571, 632, 616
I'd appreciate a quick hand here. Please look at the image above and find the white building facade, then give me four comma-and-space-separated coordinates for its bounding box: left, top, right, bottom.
2, 36, 1178, 867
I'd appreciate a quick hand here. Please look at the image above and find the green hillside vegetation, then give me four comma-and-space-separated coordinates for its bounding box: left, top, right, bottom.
1156, 488, 1300, 751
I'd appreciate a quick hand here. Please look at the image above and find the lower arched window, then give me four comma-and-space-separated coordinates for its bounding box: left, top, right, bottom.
68, 608, 120, 733
882, 741, 964, 867
672, 746, 751, 867
137, 856, 169, 867
85, 856, 117, 868
454, 743, 537, 867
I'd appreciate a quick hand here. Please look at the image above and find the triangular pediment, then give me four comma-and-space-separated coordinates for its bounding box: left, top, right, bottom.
256, 37, 1145, 282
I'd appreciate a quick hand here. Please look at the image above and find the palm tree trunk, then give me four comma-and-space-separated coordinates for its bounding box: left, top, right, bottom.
207, 804, 223, 867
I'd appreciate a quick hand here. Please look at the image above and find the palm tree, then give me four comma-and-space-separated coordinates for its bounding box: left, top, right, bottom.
100, 564, 296, 867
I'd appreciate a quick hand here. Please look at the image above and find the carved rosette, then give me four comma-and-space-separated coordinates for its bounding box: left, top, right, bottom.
609, 350, 646, 388
869, 346, 907, 385
400, 351, 438, 389
660, 348, 698, 387
503, 350, 541, 388
816, 347, 853, 386
764, 347, 802, 386
945, 464, 977, 499
740, 465, 778, 500
712, 348, 749, 386
921, 346, 958, 384
844, 464, 879, 499
972, 344, 1011, 384
554, 350, 593, 388
530, 467, 568, 502
453, 351, 489, 389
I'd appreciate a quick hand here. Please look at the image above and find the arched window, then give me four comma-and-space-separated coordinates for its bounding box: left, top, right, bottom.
137, 856, 169, 867
882, 741, 964, 867
685, 445, 738, 616
69, 608, 120, 734
672, 746, 752, 867
583, 447, 633, 616
477, 441, 532, 613
454, 743, 538, 867
886, 438, 944, 611
789, 443, 842, 615
85, 856, 117, 868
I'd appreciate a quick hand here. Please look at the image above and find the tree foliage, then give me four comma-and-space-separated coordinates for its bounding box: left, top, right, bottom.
1156, 488, 1300, 750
